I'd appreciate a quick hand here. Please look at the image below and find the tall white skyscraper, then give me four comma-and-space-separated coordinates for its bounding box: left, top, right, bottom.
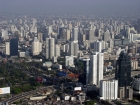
89, 52, 104, 87
55, 44, 60, 57
46, 37, 55, 59
99, 80, 118, 100
89, 28, 95, 41
48, 25, 52, 35
66, 29, 71, 41
69, 41, 79, 56
72, 27, 78, 42
5, 42, 10, 55
32, 37, 42, 55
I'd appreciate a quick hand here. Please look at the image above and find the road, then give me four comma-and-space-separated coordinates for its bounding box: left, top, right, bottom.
0, 86, 54, 104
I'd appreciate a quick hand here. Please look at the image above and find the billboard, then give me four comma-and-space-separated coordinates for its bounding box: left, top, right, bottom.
0, 87, 10, 94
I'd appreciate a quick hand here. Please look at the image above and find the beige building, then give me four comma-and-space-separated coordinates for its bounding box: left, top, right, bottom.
131, 60, 138, 70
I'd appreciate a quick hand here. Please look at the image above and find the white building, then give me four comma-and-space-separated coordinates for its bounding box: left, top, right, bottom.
55, 44, 60, 57
46, 37, 55, 59
99, 80, 118, 100
32, 37, 42, 55
89, 52, 104, 86
66, 29, 71, 41
131, 60, 138, 70
19, 52, 26, 57
72, 27, 78, 42
69, 41, 79, 56
5, 42, 10, 55
65, 56, 74, 67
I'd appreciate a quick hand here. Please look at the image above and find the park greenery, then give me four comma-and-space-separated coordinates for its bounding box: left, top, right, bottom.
0, 62, 44, 95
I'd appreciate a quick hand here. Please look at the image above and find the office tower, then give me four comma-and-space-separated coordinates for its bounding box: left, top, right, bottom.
1, 29, 8, 38
72, 27, 78, 42
5, 42, 10, 55
48, 25, 52, 35
32, 37, 42, 56
68, 23, 72, 30
99, 80, 118, 100
89, 28, 94, 41
46, 37, 55, 59
57, 27, 66, 42
103, 30, 110, 42
10, 38, 18, 56
89, 52, 104, 86
115, 51, 133, 99
65, 56, 74, 67
55, 45, 60, 57
82, 34, 86, 42
95, 29, 101, 37
79, 58, 90, 85
66, 29, 71, 41
37, 32, 43, 42
128, 33, 134, 43
69, 41, 79, 56
94, 40, 102, 52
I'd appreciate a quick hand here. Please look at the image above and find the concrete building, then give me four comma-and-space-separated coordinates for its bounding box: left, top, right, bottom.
99, 80, 118, 100
32, 37, 42, 56
89, 52, 104, 86
5, 42, 10, 55
66, 29, 71, 41
94, 40, 102, 52
72, 27, 78, 42
46, 37, 55, 59
55, 44, 60, 57
104, 30, 110, 42
131, 60, 138, 70
132, 78, 140, 94
65, 56, 74, 67
69, 41, 79, 56
115, 51, 133, 99
37, 32, 43, 42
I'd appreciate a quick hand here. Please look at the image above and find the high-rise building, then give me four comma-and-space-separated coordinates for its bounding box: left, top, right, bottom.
10, 38, 18, 56
46, 37, 55, 59
69, 41, 79, 56
94, 40, 102, 52
104, 30, 110, 42
72, 27, 78, 42
32, 37, 42, 56
89, 52, 104, 86
99, 80, 118, 100
65, 56, 74, 67
79, 57, 90, 85
37, 32, 43, 42
55, 44, 60, 57
66, 29, 71, 41
5, 42, 10, 55
89, 28, 95, 41
115, 51, 133, 99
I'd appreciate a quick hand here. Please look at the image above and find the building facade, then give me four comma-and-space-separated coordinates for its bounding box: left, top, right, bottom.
115, 51, 133, 99
99, 80, 118, 100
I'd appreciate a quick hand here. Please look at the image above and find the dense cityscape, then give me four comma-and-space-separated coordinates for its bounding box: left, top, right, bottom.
0, 0, 140, 105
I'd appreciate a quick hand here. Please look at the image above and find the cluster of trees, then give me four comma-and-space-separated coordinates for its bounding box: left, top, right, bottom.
0, 62, 42, 94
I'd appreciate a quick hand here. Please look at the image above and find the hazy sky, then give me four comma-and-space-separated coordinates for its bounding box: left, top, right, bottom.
0, 0, 140, 15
